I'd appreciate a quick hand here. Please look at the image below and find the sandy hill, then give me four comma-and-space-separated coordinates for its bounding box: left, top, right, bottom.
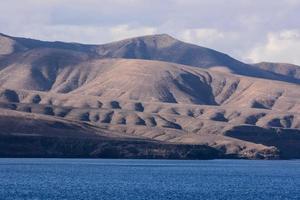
1, 33, 300, 159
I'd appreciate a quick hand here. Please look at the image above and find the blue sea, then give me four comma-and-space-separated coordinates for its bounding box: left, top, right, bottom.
0, 159, 300, 200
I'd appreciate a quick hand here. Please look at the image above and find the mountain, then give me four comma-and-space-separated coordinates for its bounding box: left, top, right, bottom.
0, 32, 95, 55
1, 32, 300, 159
1, 33, 299, 84
253, 62, 300, 80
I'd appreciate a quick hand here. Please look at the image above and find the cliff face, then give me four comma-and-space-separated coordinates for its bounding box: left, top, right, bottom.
0, 33, 300, 159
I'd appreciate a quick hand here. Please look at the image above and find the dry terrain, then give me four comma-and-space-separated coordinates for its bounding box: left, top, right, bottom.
1, 33, 300, 159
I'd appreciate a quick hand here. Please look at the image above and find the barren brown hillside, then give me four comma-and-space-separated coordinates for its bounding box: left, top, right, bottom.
1, 33, 300, 159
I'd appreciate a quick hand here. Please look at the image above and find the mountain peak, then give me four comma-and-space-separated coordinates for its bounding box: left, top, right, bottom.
105, 33, 179, 49
0, 32, 9, 37
0, 33, 17, 55
145, 33, 176, 40
140, 33, 179, 48
123, 33, 177, 41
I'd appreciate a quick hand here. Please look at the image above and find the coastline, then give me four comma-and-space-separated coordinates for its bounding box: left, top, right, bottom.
0, 134, 280, 160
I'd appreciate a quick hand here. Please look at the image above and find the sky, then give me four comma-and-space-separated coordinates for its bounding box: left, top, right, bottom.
1, 0, 300, 65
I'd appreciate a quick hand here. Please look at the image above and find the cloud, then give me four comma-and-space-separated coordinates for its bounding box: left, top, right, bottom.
180, 29, 225, 44
0, 0, 299, 64
6, 24, 156, 44
177, 28, 252, 61
247, 30, 300, 64
109, 25, 157, 41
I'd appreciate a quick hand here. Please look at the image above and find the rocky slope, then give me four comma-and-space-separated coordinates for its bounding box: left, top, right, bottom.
0, 33, 300, 159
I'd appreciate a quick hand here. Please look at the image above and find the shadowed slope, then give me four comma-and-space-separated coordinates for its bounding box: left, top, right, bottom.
0, 33, 96, 55
0, 48, 90, 91
1, 54, 300, 109
253, 62, 300, 80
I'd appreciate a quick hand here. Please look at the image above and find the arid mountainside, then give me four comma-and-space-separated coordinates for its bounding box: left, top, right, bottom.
253, 62, 300, 80
2, 33, 299, 83
1, 33, 300, 159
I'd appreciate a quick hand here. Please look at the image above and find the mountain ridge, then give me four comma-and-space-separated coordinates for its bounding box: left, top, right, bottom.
1, 32, 300, 159
1, 32, 299, 85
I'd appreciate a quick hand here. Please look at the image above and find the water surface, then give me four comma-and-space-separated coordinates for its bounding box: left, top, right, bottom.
0, 159, 300, 200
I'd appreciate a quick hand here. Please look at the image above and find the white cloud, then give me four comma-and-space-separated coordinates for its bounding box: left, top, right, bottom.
180, 28, 225, 44
1, 24, 157, 44
109, 25, 157, 41
0, 0, 300, 64
178, 28, 247, 59
247, 30, 300, 64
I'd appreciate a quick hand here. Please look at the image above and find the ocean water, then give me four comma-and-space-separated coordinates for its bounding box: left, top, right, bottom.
0, 159, 300, 200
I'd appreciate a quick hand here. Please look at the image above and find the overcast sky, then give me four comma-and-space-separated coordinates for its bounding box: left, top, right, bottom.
1, 0, 300, 65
